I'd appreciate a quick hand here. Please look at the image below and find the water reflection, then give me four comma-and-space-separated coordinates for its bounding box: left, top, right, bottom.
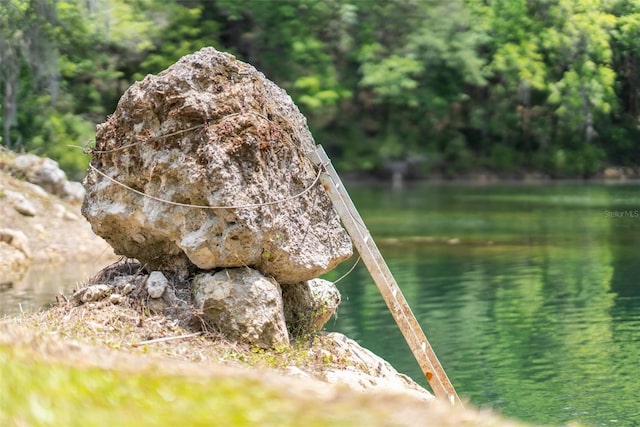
0, 261, 110, 317
325, 183, 640, 426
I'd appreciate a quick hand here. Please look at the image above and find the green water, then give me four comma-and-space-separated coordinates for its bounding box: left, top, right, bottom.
324, 182, 640, 426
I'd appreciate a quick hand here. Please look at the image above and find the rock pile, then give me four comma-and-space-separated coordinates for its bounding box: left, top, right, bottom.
1, 150, 112, 281
11, 154, 85, 201
81, 48, 353, 347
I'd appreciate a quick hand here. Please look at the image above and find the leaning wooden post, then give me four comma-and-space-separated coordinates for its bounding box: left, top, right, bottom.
308, 145, 462, 406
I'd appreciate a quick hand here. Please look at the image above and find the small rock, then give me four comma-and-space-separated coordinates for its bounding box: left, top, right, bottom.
0, 228, 32, 258
14, 154, 67, 196
193, 268, 289, 348
22, 181, 49, 198
146, 271, 168, 298
12, 154, 40, 170
14, 201, 37, 217
147, 297, 167, 314
62, 210, 79, 221
282, 278, 341, 337
53, 203, 77, 220
5, 190, 37, 217
80, 284, 111, 303
109, 293, 123, 304
0, 241, 31, 278
162, 285, 182, 306
62, 180, 85, 201
33, 223, 46, 235
111, 275, 140, 291
121, 283, 136, 296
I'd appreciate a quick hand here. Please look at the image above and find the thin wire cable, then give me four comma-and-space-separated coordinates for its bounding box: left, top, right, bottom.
89, 112, 276, 155
89, 124, 207, 154
88, 162, 323, 210
86, 110, 319, 192
333, 255, 361, 285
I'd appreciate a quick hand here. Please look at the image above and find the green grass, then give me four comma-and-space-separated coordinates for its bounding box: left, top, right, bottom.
0, 343, 371, 427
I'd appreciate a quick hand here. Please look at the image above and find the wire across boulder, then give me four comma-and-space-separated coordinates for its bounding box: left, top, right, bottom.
82, 47, 352, 284
81, 47, 354, 348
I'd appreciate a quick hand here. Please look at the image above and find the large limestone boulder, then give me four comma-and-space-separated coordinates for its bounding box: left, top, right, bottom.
193, 268, 289, 348
82, 47, 352, 283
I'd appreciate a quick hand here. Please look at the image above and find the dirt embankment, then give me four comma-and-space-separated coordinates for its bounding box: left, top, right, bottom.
0, 149, 115, 282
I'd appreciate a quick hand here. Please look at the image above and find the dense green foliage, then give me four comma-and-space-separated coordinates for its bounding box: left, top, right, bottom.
1, 0, 639, 178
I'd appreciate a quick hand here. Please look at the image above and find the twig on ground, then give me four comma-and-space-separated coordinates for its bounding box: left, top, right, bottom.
132, 332, 202, 347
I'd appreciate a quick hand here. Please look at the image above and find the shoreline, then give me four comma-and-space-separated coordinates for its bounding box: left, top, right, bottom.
341, 172, 640, 187
0, 302, 526, 427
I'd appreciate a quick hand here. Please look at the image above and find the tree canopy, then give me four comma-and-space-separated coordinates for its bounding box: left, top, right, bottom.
1, 0, 638, 178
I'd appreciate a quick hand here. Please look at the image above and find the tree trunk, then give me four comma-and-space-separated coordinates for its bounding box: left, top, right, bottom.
2, 58, 19, 148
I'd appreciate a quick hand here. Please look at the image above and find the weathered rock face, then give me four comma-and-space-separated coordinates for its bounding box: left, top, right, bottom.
282, 278, 341, 337
319, 333, 433, 401
193, 268, 289, 348
82, 47, 352, 284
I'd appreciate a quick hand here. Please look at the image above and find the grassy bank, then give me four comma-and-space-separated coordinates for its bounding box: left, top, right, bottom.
1, 338, 374, 427
0, 304, 528, 427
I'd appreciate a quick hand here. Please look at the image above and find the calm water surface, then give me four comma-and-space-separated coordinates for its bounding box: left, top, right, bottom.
323, 182, 640, 427
1, 182, 638, 426
0, 262, 107, 317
